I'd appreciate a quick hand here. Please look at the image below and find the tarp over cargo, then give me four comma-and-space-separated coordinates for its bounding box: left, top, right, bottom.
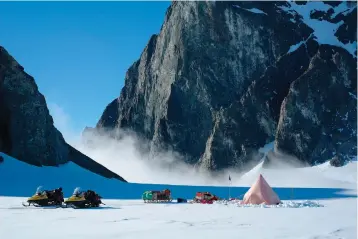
142, 189, 171, 201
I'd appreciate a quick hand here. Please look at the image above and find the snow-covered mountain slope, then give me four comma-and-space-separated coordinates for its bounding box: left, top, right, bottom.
280, 1, 357, 57
237, 159, 357, 189
0, 152, 125, 197
0, 197, 356, 239
0, 152, 356, 201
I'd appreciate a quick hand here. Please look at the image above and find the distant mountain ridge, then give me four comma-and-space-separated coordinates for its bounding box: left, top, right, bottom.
0, 46, 127, 182
92, 1, 357, 171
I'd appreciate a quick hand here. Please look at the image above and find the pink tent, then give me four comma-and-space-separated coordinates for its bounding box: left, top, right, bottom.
241, 174, 281, 205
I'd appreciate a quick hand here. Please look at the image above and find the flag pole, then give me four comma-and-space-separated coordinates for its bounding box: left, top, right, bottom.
228, 175, 231, 200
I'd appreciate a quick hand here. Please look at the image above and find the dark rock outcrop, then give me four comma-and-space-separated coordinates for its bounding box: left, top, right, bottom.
329, 155, 346, 167
94, 1, 357, 171
198, 38, 320, 170
276, 45, 357, 165
335, 9, 357, 45
310, 9, 335, 21
0, 46, 127, 182
323, 1, 341, 8
0, 46, 68, 166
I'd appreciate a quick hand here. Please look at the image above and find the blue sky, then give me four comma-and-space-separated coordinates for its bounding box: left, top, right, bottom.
0, 1, 170, 137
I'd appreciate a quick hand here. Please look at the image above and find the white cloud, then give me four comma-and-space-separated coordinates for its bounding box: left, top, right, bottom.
47, 102, 81, 146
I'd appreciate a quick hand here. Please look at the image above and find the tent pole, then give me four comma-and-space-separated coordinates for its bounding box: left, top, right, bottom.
228, 175, 231, 200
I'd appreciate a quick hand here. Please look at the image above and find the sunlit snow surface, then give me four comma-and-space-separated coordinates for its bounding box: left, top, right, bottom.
0, 197, 356, 239
0, 151, 357, 238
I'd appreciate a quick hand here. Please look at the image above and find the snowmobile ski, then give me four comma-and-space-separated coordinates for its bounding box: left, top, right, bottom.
22, 201, 67, 208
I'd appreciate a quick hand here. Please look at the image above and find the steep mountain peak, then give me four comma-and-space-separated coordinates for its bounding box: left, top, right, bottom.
0, 45, 127, 182
92, 1, 356, 172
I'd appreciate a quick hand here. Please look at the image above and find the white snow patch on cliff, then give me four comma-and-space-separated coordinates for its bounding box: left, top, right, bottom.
349, 92, 357, 100
258, 141, 274, 154
279, 1, 357, 57
288, 40, 306, 54
331, 1, 357, 18
287, 34, 313, 54
245, 8, 268, 15
233, 5, 268, 15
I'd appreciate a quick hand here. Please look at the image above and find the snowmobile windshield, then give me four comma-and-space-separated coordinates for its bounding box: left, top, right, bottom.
36, 186, 44, 194
73, 187, 82, 195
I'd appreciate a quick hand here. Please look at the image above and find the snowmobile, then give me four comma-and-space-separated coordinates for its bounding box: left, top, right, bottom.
23, 186, 64, 207
64, 187, 104, 209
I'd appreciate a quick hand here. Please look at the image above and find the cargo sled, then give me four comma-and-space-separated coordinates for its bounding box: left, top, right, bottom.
23, 186, 64, 207
142, 189, 172, 203
64, 187, 103, 209
193, 192, 219, 204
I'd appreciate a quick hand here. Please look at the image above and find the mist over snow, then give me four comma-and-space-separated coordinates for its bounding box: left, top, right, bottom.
48, 103, 357, 188
48, 103, 239, 185
77, 128, 233, 185
48, 103, 82, 145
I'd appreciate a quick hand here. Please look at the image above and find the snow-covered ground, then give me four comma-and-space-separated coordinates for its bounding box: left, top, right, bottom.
1, 151, 357, 238
0, 197, 356, 239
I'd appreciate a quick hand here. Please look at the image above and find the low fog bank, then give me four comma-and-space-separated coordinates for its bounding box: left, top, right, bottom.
237, 149, 357, 189
73, 128, 244, 186
49, 103, 356, 188
72, 128, 347, 188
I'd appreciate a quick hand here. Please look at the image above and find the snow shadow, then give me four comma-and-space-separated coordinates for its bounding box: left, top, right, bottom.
70, 206, 120, 210
0, 153, 356, 201
218, 200, 324, 208
247, 201, 324, 208
269, 187, 356, 201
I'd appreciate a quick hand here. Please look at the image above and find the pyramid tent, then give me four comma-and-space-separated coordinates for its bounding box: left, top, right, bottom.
241, 174, 281, 205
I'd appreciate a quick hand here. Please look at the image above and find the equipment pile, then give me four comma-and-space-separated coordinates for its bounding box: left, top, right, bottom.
142, 189, 172, 203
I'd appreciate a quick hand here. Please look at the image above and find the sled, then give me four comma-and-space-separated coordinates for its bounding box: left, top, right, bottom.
192, 192, 219, 204
142, 189, 172, 203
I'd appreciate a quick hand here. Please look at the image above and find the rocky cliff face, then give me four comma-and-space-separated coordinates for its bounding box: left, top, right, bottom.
276, 45, 357, 165
0, 46, 127, 182
95, 1, 357, 171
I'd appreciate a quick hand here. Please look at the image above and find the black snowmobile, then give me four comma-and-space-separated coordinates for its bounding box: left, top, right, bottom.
64, 187, 104, 209
23, 186, 65, 207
